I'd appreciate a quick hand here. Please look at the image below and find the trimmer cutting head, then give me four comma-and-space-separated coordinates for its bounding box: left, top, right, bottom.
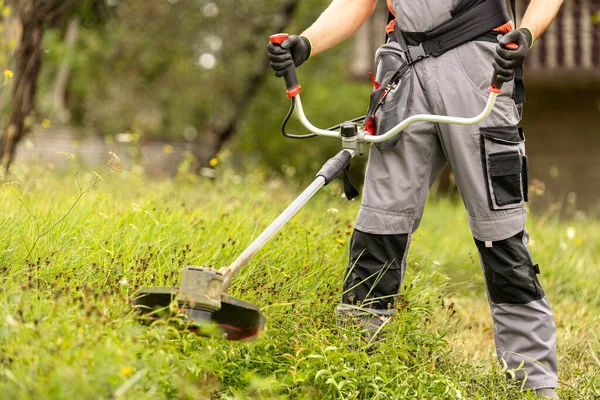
132, 266, 264, 340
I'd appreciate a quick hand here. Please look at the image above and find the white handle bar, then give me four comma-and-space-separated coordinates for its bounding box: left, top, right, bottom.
293, 90, 500, 142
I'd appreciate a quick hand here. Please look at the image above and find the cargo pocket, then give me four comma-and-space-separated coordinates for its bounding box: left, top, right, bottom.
366, 41, 413, 152
476, 233, 545, 305
483, 260, 544, 304
480, 126, 528, 210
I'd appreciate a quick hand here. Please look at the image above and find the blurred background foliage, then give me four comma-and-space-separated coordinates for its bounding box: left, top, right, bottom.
1, 0, 598, 212
0, 0, 14, 69
21, 0, 371, 178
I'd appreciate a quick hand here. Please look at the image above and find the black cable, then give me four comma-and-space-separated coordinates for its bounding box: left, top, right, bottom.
325, 115, 366, 131
281, 97, 317, 139
281, 97, 366, 140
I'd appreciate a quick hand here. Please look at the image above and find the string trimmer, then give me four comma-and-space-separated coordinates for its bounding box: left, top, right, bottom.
132, 33, 510, 340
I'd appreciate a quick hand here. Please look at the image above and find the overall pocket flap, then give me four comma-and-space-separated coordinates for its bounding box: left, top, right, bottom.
480, 126, 524, 144
489, 151, 522, 177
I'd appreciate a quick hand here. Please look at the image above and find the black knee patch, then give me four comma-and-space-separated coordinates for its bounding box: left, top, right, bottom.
342, 229, 408, 310
475, 231, 544, 304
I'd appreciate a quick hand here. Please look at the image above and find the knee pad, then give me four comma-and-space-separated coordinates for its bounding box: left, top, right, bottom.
475, 231, 544, 304
342, 229, 409, 309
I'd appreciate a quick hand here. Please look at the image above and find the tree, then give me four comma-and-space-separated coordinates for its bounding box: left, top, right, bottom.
61, 0, 300, 174
2, 0, 367, 178
0, 0, 73, 175
188, 0, 298, 173
0, 0, 108, 176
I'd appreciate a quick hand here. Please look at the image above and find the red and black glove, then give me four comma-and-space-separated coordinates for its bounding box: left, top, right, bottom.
492, 28, 533, 85
267, 35, 311, 77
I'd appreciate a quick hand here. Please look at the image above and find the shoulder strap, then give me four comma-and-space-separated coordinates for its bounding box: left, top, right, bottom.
509, 0, 526, 105
510, 0, 517, 25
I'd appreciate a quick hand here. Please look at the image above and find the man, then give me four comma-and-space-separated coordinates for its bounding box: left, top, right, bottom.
268, 0, 563, 398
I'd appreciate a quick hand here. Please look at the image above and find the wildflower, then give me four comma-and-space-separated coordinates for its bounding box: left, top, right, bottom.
56, 152, 74, 160
3, 69, 13, 82
42, 119, 51, 129
163, 144, 174, 154
119, 278, 128, 286
566, 227, 576, 239
120, 366, 134, 376
2, 181, 20, 188
92, 172, 104, 182
108, 152, 122, 173
209, 157, 218, 167
5, 314, 18, 327
575, 238, 582, 246
529, 179, 545, 196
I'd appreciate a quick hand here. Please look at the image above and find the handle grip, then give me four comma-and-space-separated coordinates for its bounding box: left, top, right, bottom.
489, 41, 519, 93
270, 33, 301, 98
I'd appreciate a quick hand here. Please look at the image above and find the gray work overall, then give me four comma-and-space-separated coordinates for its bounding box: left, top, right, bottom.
340, 0, 558, 390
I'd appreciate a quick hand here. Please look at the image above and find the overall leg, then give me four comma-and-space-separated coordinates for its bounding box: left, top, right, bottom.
339, 67, 446, 317
427, 40, 558, 389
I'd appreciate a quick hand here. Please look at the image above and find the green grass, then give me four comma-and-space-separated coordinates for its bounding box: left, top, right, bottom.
0, 159, 599, 399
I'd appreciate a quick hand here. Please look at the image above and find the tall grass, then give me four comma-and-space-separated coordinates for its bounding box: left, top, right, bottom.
0, 160, 598, 399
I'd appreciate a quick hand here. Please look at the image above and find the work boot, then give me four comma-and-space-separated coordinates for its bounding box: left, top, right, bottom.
335, 305, 393, 345
535, 388, 559, 399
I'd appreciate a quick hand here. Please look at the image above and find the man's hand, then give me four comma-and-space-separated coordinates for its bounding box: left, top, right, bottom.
492, 28, 533, 84
267, 35, 312, 77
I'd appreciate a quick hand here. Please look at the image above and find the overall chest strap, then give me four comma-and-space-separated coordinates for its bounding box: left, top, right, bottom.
397, 0, 511, 64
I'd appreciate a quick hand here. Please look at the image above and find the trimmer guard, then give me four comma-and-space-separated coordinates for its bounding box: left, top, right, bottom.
132, 286, 265, 341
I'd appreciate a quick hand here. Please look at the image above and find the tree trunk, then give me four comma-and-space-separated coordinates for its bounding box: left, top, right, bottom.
52, 16, 80, 123
0, 18, 43, 177
191, 0, 298, 175
0, 0, 77, 177
0, 11, 22, 111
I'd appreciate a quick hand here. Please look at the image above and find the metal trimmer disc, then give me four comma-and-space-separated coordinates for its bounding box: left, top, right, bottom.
132, 286, 265, 340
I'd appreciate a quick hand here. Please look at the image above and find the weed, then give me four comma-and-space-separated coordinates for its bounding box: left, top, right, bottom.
0, 163, 598, 399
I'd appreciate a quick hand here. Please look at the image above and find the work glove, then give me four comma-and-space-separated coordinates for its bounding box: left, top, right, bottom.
267, 35, 312, 77
492, 28, 533, 85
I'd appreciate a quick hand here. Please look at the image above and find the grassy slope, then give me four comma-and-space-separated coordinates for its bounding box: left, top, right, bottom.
0, 163, 598, 399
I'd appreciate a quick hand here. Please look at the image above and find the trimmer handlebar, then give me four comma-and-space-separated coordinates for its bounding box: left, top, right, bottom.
269, 33, 302, 98
271, 36, 516, 143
